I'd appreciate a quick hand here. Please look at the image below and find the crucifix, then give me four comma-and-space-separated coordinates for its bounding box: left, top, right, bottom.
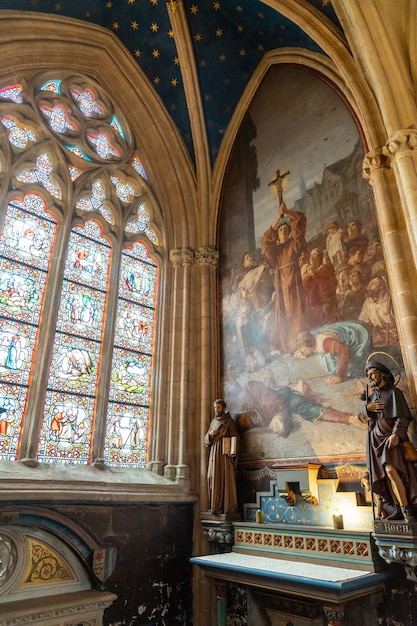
268, 168, 290, 222
268, 168, 290, 204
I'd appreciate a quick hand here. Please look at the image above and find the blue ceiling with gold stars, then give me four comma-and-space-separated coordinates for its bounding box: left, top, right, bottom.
0, 0, 341, 165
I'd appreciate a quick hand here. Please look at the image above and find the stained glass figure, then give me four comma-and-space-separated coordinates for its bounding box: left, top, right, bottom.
38, 221, 110, 464
0, 193, 56, 460
104, 242, 157, 467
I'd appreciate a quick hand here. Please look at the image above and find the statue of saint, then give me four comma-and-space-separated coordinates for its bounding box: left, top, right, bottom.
204, 399, 239, 515
359, 359, 417, 522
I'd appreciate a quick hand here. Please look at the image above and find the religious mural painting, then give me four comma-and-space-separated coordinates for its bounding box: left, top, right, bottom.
219, 66, 404, 465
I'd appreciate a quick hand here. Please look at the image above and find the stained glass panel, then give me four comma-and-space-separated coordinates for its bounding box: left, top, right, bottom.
1, 116, 37, 149
131, 155, 147, 180
104, 403, 149, 468
0, 194, 56, 460
38, 220, 111, 464
40, 80, 61, 93
71, 88, 104, 118
0, 384, 27, 461
86, 130, 121, 159
16, 153, 62, 199
0, 85, 24, 103
39, 104, 79, 134
105, 242, 157, 467
38, 391, 94, 465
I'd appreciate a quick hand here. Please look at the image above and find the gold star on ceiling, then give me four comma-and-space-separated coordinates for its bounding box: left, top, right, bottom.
170, 78, 178, 86
106, 1, 112, 7
216, 28, 223, 37
54, 3, 62, 10
237, 25, 243, 32
168, 29, 174, 38
112, 21, 119, 30
194, 33, 202, 42
239, 49, 246, 56
134, 50, 141, 57
236, 5, 243, 12
128, 0, 135, 4
132, 21, 139, 30
174, 57, 180, 65
219, 53, 226, 61
151, 0, 158, 5
213, 1, 220, 9
190, 5, 198, 15
151, 23, 159, 32
152, 49, 160, 57
153, 76, 160, 84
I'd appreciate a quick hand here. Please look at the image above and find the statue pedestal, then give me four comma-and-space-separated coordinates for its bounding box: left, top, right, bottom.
373, 518, 417, 583
200, 511, 240, 551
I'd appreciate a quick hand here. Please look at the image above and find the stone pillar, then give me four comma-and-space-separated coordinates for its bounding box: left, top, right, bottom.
163, 247, 194, 481
363, 145, 417, 397
195, 245, 219, 511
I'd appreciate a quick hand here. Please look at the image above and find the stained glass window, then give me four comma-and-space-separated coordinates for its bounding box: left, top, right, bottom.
0, 72, 159, 468
0, 193, 57, 461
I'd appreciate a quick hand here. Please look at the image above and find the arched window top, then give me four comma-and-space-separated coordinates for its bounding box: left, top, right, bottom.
0, 71, 161, 472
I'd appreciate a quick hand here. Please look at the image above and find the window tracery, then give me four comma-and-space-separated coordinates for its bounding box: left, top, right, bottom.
0, 72, 159, 468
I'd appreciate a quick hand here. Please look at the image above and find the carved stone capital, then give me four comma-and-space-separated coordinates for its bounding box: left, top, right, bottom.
362, 148, 390, 179
169, 247, 194, 267
194, 246, 219, 266
383, 129, 417, 158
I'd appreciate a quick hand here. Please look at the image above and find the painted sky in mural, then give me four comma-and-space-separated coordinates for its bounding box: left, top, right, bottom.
219, 66, 403, 464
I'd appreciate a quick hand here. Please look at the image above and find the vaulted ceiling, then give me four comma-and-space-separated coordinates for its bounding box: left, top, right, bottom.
0, 1, 344, 164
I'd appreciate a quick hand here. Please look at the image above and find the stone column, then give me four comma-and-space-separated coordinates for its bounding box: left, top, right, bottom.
363, 145, 417, 397
163, 247, 194, 482
194, 245, 219, 510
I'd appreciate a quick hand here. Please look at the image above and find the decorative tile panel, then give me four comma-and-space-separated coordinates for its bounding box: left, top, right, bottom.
232, 523, 381, 572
